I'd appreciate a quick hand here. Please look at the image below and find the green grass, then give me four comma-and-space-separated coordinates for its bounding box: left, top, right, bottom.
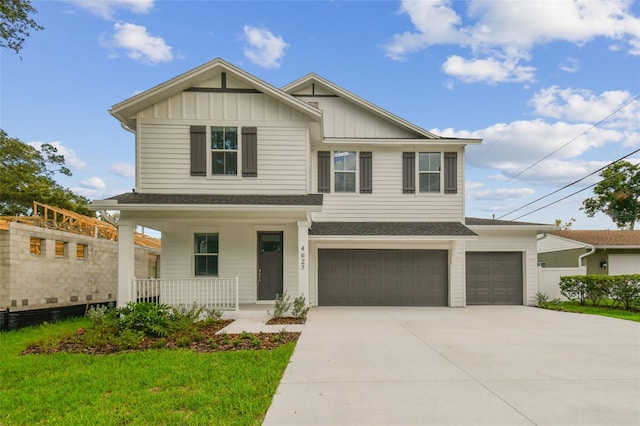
545, 300, 640, 322
0, 318, 295, 425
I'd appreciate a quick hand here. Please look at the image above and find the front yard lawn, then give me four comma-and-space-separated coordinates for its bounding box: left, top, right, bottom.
0, 318, 295, 425
543, 300, 640, 322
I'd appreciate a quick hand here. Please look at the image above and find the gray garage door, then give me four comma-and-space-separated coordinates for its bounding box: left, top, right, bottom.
318, 249, 448, 306
466, 252, 523, 305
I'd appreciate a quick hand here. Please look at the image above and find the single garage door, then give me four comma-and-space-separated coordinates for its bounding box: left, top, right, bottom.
318, 249, 448, 306
608, 254, 640, 275
466, 252, 523, 305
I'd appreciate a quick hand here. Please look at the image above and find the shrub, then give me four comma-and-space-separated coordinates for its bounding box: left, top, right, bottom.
291, 294, 311, 319
536, 292, 549, 309
610, 275, 640, 310
269, 292, 292, 319
559, 276, 589, 304
116, 302, 173, 338
584, 275, 612, 306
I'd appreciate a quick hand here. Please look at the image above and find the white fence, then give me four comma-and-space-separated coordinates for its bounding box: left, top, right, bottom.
133, 277, 239, 311
537, 267, 586, 300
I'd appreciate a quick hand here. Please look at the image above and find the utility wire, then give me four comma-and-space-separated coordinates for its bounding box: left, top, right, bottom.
497, 147, 640, 219
511, 182, 598, 221
504, 94, 639, 184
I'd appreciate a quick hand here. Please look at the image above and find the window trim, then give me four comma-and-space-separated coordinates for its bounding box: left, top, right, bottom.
210, 126, 239, 176
418, 152, 442, 193
193, 232, 220, 277
333, 151, 358, 193
76, 243, 88, 260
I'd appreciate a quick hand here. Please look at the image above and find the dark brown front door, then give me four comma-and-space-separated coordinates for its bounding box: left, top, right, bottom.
258, 232, 283, 300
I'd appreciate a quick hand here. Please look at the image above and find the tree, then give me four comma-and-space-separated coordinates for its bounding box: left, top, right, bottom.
581, 161, 640, 230
554, 218, 575, 230
0, 0, 43, 55
0, 129, 94, 217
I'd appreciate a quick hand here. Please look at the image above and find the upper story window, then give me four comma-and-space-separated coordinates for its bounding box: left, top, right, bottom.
194, 233, 219, 276
418, 152, 441, 193
334, 151, 357, 192
211, 126, 238, 175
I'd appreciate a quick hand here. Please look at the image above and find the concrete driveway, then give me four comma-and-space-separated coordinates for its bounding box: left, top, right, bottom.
263, 306, 640, 426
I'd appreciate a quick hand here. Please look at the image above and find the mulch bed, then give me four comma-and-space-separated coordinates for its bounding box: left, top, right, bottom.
265, 317, 306, 325
21, 320, 300, 355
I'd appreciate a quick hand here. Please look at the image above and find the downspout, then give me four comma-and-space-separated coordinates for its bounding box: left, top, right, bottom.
578, 245, 595, 269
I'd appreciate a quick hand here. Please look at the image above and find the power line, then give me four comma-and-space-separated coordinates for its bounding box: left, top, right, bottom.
497, 147, 640, 219
511, 182, 597, 221
504, 94, 639, 184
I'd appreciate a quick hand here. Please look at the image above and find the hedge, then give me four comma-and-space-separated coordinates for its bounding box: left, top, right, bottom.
559, 275, 640, 309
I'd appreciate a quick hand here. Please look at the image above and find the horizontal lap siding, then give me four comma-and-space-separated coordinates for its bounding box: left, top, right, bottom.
138, 124, 308, 194
161, 222, 298, 304
311, 147, 463, 221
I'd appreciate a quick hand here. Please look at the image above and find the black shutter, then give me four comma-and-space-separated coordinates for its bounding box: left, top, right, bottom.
360, 152, 372, 193
402, 152, 415, 194
242, 127, 258, 177
318, 151, 330, 193
190, 125, 206, 176
444, 152, 457, 194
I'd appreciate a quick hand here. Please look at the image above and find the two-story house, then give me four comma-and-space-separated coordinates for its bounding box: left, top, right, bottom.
91, 58, 554, 309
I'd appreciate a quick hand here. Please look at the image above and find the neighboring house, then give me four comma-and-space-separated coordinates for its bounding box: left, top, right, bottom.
538, 230, 640, 275
91, 58, 555, 309
0, 203, 160, 325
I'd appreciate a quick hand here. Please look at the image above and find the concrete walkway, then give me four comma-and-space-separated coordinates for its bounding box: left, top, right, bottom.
263, 306, 640, 426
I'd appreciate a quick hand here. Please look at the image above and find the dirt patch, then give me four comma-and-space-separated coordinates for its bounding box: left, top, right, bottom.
266, 317, 306, 325
21, 320, 300, 355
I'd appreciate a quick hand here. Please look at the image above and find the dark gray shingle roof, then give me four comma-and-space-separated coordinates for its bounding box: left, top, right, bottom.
465, 217, 551, 226
309, 222, 476, 236
106, 192, 323, 206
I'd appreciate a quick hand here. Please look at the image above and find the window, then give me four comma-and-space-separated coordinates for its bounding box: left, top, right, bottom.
55, 240, 68, 257
30, 237, 43, 256
194, 233, 219, 276
334, 151, 356, 192
418, 152, 441, 193
211, 126, 238, 175
76, 244, 88, 259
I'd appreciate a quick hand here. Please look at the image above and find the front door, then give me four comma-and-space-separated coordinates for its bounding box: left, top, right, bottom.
258, 232, 283, 300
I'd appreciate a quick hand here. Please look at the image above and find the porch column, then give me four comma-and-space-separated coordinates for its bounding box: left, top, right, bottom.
117, 220, 136, 306
297, 220, 310, 302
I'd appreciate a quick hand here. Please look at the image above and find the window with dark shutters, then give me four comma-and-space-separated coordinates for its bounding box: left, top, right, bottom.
444, 152, 457, 194
242, 127, 258, 177
360, 152, 372, 193
318, 151, 330, 193
402, 152, 415, 194
190, 125, 207, 176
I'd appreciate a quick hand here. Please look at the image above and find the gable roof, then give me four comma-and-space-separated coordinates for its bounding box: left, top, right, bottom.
548, 230, 640, 247
110, 58, 322, 131
466, 217, 557, 232
283, 73, 481, 145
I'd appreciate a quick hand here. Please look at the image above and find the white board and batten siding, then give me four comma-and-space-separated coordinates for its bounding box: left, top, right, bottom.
160, 221, 299, 304
311, 146, 465, 222
466, 228, 539, 306
136, 91, 312, 194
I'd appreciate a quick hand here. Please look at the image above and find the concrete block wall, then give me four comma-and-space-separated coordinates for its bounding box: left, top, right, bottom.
0, 222, 160, 311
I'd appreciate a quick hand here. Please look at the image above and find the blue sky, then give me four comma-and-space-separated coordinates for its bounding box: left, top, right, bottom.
2, 0, 639, 229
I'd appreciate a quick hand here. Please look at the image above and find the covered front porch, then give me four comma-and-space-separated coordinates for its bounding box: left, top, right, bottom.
90, 193, 323, 311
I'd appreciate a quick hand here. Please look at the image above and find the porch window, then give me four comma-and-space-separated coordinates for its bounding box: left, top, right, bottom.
211, 126, 238, 175
418, 152, 441, 193
194, 233, 219, 276
334, 151, 356, 192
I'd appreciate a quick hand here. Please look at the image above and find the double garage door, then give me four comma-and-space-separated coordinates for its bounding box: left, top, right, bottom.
318, 249, 448, 306
318, 249, 524, 306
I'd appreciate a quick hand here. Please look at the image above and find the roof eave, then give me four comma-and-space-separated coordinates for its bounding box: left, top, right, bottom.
89, 201, 323, 213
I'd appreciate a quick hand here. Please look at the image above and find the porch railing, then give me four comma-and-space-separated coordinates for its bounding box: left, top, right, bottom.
133, 277, 239, 311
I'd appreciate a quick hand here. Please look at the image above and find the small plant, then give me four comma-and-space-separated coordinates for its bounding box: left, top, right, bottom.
291, 294, 311, 319
176, 335, 192, 348
86, 304, 114, 326
231, 338, 241, 348
150, 338, 168, 349
536, 292, 549, 309
220, 332, 230, 345
250, 336, 261, 347
240, 330, 252, 340
207, 338, 218, 349
116, 302, 173, 338
268, 292, 292, 319
203, 308, 223, 321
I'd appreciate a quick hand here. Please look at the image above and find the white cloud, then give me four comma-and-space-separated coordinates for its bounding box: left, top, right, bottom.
531, 87, 640, 126
28, 141, 87, 170
385, 0, 640, 83
80, 176, 107, 190
242, 25, 288, 68
67, 0, 154, 20
559, 57, 579, 73
102, 22, 173, 64
466, 182, 535, 201
442, 55, 535, 84
110, 161, 135, 177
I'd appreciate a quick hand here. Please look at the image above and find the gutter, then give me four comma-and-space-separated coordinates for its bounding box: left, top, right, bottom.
578, 246, 596, 268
